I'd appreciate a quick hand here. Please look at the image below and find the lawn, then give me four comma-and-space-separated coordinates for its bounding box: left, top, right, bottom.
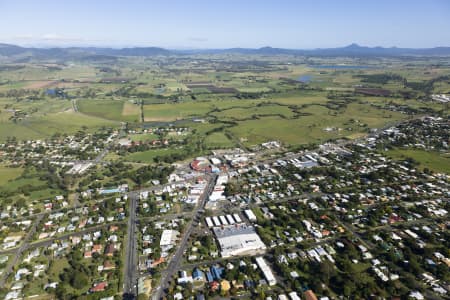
384, 148, 450, 174
129, 133, 160, 142
125, 147, 189, 163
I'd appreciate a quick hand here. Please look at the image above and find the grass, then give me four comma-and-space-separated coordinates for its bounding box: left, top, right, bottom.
0, 165, 23, 186
227, 102, 405, 146
78, 99, 139, 122
129, 133, 160, 142
211, 103, 295, 120
125, 147, 188, 163
143, 101, 214, 121
0, 167, 64, 203
0, 111, 118, 141
204, 132, 235, 149
384, 148, 450, 174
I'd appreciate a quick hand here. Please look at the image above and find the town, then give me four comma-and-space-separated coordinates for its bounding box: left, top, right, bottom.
0, 114, 448, 300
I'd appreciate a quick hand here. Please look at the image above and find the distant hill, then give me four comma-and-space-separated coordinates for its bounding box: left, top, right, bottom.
189, 44, 450, 56
1, 43, 450, 60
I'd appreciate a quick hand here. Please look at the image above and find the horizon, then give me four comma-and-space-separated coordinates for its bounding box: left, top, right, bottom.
1, 0, 450, 49
2, 42, 450, 50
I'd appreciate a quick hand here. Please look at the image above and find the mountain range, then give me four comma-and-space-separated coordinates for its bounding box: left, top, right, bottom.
1, 43, 450, 60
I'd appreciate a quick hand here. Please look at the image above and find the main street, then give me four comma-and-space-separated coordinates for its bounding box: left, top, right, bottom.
123, 191, 139, 297
152, 174, 217, 300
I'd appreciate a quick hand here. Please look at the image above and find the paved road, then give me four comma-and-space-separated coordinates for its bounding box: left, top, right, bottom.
152, 174, 217, 300
0, 214, 44, 286
0, 220, 126, 256
123, 192, 139, 297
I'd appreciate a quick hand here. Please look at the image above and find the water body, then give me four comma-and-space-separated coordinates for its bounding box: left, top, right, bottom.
297, 75, 313, 83
308, 65, 376, 69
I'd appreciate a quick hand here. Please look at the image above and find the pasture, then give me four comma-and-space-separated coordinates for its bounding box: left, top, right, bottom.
78, 99, 140, 122
384, 148, 450, 174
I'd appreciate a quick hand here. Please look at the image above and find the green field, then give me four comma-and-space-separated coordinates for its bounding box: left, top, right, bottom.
143, 101, 214, 121
226, 102, 405, 146
0, 111, 118, 141
78, 99, 140, 122
0, 165, 23, 186
129, 133, 160, 142
125, 147, 189, 163
204, 132, 236, 149
385, 148, 450, 174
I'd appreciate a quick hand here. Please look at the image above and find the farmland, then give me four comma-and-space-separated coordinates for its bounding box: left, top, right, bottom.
0, 48, 449, 300
0, 54, 448, 149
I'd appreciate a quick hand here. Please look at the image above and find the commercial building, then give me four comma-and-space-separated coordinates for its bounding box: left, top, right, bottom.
213, 224, 266, 258
255, 256, 277, 286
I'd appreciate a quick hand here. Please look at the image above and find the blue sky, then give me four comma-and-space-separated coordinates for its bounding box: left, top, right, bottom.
1, 0, 449, 48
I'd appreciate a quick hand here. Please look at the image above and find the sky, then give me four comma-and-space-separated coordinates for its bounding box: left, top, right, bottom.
1, 0, 450, 49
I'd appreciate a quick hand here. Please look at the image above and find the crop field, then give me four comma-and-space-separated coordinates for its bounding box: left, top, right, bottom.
0, 55, 448, 149
78, 99, 140, 122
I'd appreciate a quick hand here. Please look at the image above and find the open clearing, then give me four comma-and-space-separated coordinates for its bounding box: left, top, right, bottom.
0, 165, 23, 186
78, 99, 139, 122
0, 110, 118, 141
384, 148, 450, 174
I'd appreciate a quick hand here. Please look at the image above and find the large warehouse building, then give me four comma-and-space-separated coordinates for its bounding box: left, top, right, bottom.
213, 224, 266, 258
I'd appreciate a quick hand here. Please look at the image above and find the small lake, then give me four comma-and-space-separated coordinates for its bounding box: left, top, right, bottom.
297, 75, 313, 83
308, 65, 376, 69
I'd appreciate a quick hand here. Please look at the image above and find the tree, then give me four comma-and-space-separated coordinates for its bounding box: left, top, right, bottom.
71, 271, 88, 289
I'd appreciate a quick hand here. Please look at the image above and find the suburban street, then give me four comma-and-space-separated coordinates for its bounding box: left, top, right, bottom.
0, 214, 44, 287
152, 174, 217, 300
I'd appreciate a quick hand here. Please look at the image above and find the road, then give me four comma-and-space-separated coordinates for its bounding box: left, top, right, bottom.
0, 220, 126, 256
123, 192, 139, 298
152, 174, 217, 300
0, 214, 44, 287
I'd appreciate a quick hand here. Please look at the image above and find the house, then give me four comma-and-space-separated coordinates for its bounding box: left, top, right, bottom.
90, 281, 108, 292
192, 268, 205, 282
105, 243, 116, 257
4, 291, 20, 300
304, 290, 318, 300
221, 279, 231, 292
44, 282, 58, 289
210, 265, 224, 280
209, 281, 219, 291
103, 261, 116, 271
92, 244, 103, 253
